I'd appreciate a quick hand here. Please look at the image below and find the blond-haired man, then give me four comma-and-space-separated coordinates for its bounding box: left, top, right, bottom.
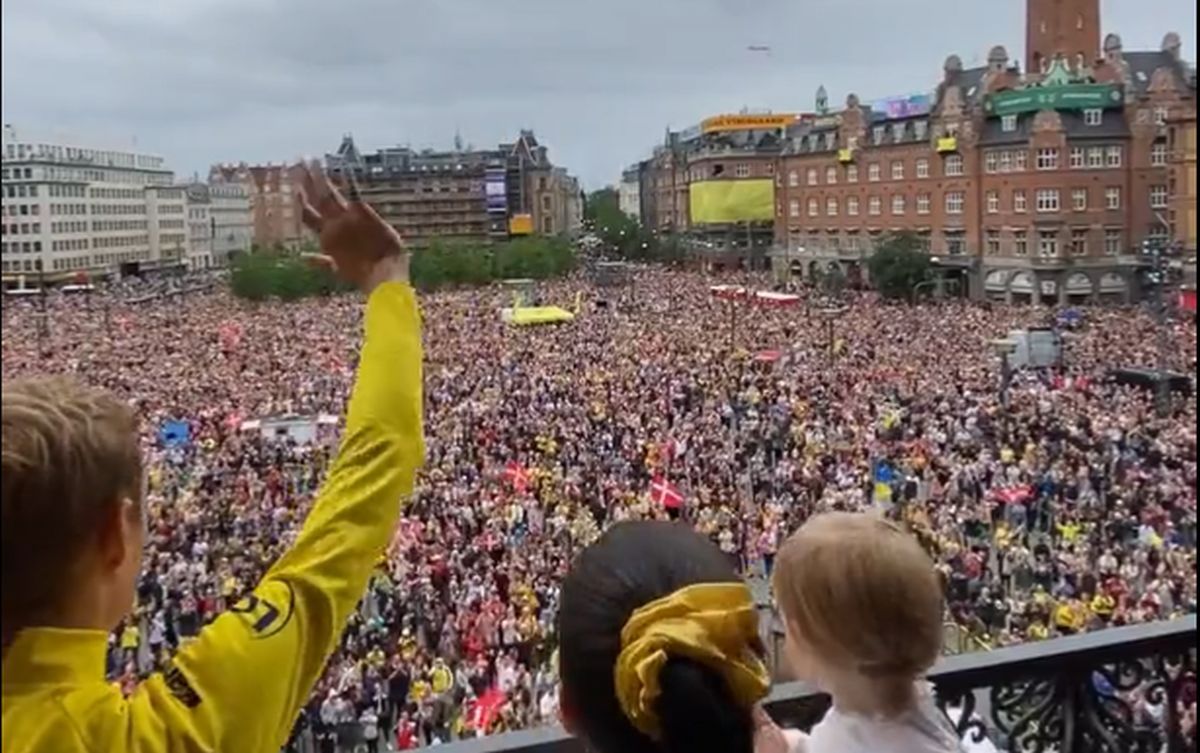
1, 163, 424, 753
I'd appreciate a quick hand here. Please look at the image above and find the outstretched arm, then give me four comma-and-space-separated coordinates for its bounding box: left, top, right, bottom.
127, 164, 422, 752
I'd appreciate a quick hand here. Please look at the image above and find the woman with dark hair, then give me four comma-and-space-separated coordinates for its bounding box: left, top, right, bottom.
557, 520, 794, 753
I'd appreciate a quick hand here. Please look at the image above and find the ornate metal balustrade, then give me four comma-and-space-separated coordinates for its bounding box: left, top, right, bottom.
429, 615, 1195, 753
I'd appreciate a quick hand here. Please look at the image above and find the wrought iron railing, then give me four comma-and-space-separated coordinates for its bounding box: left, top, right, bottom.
430, 615, 1196, 753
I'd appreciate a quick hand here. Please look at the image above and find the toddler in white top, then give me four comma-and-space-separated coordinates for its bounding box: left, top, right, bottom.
770, 512, 965, 753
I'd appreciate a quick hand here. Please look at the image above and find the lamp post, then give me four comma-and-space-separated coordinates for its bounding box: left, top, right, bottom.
1140, 236, 1180, 418
819, 306, 849, 364
991, 338, 1018, 439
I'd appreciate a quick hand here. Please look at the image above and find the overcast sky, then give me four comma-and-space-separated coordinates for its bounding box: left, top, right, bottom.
1, 0, 1195, 189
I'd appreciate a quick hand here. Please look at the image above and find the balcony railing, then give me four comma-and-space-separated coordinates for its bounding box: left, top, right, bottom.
429, 615, 1196, 753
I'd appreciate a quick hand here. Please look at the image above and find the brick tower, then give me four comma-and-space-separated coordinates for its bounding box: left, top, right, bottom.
1026, 0, 1101, 75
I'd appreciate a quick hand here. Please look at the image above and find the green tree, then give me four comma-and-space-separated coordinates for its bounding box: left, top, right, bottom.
866, 231, 932, 301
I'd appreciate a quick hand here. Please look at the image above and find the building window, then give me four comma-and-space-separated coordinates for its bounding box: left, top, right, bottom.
847, 197, 860, 216
846, 164, 859, 183
1106, 146, 1122, 167
826, 197, 839, 216
868, 196, 882, 216
868, 163, 881, 182
985, 152, 998, 173
735, 163, 751, 178
1084, 109, 1103, 126
944, 154, 964, 176
825, 166, 838, 185
915, 159, 930, 179
1014, 230, 1028, 256
1151, 141, 1169, 167
998, 151, 1013, 173
1071, 229, 1088, 256
873, 126, 885, 144
808, 198, 819, 217
986, 190, 1000, 213
1036, 148, 1059, 170
915, 121, 928, 140
1104, 229, 1122, 255
945, 191, 965, 214
1087, 147, 1104, 169
1072, 188, 1088, 211
1039, 230, 1059, 257
891, 194, 906, 215
765, 163, 775, 175
1070, 147, 1085, 169
1150, 185, 1168, 208
825, 133, 836, 150
847, 234, 860, 252
788, 170, 799, 188
891, 161, 904, 180
789, 199, 800, 218
892, 123, 905, 142
1014, 150, 1028, 171
986, 230, 1001, 255
807, 168, 819, 186
1036, 189, 1060, 212
946, 234, 967, 256
1002, 114, 1018, 132
1154, 107, 1169, 125
1106, 187, 1121, 210
916, 193, 931, 215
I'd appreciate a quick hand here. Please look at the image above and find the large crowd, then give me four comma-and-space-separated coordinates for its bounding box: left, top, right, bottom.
2, 268, 1195, 751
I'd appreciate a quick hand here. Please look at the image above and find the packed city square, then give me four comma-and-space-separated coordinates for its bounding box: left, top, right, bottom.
1, 265, 1195, 751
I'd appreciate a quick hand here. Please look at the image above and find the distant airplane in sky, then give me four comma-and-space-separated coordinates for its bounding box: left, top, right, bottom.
747, 45, 771, 53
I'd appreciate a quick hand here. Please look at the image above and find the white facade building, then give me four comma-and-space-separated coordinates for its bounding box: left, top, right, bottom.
185, 184, 214, 270
619, 166, 642, 223
1, 126, 186, 281
208, 182, 252, 265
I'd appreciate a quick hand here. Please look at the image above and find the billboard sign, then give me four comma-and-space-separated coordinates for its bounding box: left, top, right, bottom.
509, 213, 534, 235
485, 168, 507, 214
701, 113, 803, 134
689, 179, 775, 224
870, 93, 933, 119
984, 83, 1123, 117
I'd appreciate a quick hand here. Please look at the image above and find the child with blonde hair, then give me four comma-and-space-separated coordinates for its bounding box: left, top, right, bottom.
772, 512, 965, 753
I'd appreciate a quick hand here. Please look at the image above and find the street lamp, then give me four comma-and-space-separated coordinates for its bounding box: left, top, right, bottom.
1140, 237, 1181, 417
819, 306, 849, 364
990, 338, 1018, 408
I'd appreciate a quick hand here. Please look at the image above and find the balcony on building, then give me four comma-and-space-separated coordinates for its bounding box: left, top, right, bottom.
431, 615, 1196, 753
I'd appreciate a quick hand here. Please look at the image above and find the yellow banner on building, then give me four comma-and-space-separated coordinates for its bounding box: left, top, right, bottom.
689, 180, 775, 224
509, 213, 534, 235
701, 113, 801, 133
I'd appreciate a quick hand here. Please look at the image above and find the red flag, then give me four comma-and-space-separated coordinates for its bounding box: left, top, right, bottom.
650, 475, 685, 510
469, 687, 507, 732
504, 461, 530, 492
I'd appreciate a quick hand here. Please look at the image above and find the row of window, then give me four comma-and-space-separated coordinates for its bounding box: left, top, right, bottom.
984, 187, 1124, 213
788, 155, 964, 188
788, 228, 1126, 258
4, 142, 163, 170
1, 241, 41, 254
785, 184, 1165, 219
50, 185, 87, 198
3, 184, 39, 198
2, 223, 41, 235
3, 204, 38, 217
89, 187, 143, 200
93, 235, 149, 249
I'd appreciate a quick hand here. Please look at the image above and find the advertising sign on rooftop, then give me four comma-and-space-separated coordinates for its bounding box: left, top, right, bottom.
870, 93, 933, 119
984, 83, 1123, 117
701, 113, 805, 134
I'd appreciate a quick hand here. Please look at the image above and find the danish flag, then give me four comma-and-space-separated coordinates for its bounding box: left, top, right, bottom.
650, 475, 685, 510
504, 461, 530, 492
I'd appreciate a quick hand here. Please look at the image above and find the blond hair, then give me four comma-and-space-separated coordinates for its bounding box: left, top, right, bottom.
1, 377, 142, 647
773, 512, 943, 680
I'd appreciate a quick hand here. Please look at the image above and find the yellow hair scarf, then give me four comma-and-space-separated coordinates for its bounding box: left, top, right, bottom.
614, 582, 770, 740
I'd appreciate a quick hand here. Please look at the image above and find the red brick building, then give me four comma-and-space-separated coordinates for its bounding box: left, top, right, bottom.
770, 0, 1196, 303
209, 163, 310, 250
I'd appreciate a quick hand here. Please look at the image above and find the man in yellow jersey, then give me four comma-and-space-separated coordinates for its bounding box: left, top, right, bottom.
1, 161, 424, 753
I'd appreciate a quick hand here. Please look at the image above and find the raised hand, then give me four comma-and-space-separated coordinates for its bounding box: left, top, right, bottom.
295, 160, 408, 293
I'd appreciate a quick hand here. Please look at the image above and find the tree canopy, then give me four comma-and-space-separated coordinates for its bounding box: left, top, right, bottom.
866, 231, 933, 302
584, 188, 685, 265
229, 236, 577, 300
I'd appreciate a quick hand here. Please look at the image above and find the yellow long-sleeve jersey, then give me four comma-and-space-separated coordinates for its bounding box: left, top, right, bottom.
2, 282, 424, 753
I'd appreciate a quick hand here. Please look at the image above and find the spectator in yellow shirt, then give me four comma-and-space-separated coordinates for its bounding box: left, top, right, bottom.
1, 164, 424, 753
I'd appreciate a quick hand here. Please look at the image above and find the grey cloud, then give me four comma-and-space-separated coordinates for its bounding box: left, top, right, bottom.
2, 0, 1195, 188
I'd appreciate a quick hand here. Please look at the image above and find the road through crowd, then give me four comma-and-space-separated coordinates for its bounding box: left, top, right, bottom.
1, 270, 1195, 751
